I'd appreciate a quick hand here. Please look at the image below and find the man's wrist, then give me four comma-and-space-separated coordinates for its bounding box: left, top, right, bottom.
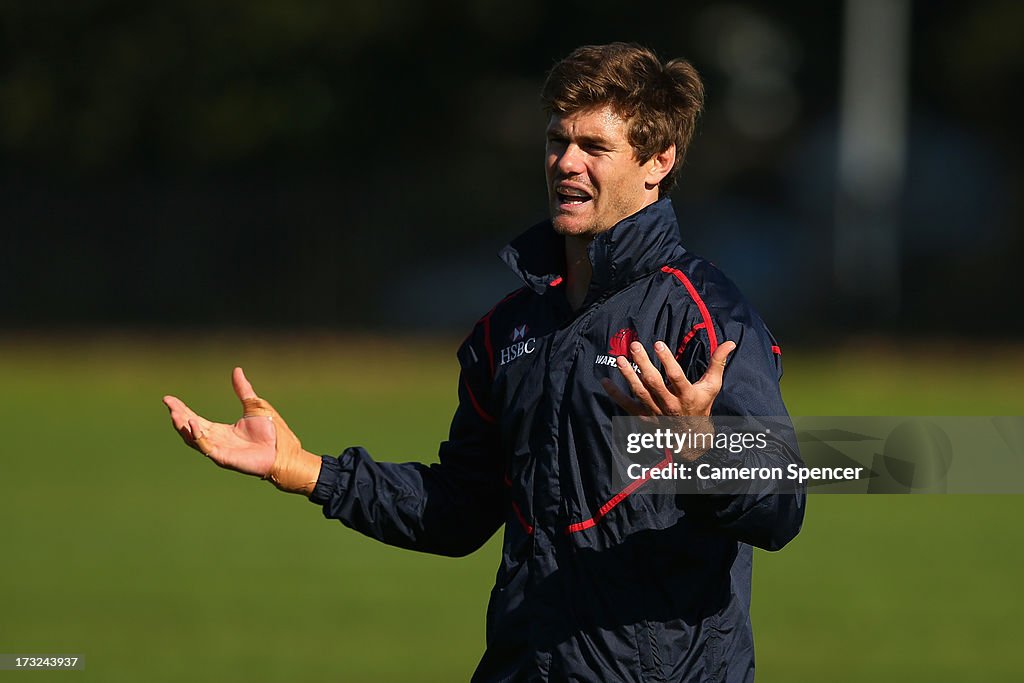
267, 448, 324, 496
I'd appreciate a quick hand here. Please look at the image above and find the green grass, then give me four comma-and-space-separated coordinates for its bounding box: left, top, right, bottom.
1, 335, 1022, 682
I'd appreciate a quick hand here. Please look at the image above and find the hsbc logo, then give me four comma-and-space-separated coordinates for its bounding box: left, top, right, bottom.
500, 323, 536, 366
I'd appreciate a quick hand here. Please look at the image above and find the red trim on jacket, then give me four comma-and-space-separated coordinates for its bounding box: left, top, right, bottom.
463, 378, 495, 424
549, 276, 563, 287
661, 266, 719, 354
771, 345, 782, 355
512, 500, 534, 535
504, 472, 533, 534
566, 449, 674, 534
675, 322, 708, 359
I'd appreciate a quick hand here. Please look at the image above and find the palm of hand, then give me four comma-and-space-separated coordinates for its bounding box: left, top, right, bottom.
204, 415, 277, 477
163, 367, 278, 478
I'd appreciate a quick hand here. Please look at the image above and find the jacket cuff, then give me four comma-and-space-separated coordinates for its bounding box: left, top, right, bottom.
688, 446, 732, 494
309, 455, 343, 505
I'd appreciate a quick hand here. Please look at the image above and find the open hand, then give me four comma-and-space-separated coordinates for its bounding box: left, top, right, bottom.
601, 340, 736, 418
163, 367, 278, 478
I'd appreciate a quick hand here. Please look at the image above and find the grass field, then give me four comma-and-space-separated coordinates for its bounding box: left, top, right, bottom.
1, 334, 1022, 682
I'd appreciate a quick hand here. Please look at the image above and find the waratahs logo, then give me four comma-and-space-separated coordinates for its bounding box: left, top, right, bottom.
608, 328, 639, 356
596, 328, 640, 369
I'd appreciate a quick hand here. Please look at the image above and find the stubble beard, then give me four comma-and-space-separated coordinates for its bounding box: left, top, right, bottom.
549, 194, 609, 238
551, 214, 599, 238
550, 194, 642, 238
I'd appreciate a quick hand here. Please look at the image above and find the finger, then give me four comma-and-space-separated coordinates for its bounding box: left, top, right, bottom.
164, 394, 213, 443
600, 377, 646, 416
189, 417, 213, 457
697, 341, 737, 391
653, 340, 690, 392
629, 341, 675, 410
615, 355, 659, 414
163, 395, 198, 435
232, 367, 258, 401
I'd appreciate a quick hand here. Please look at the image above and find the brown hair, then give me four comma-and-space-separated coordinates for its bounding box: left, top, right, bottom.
541, 42, 705, 192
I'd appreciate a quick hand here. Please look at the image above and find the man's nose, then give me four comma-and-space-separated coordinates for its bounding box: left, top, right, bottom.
556, 144, 584, 175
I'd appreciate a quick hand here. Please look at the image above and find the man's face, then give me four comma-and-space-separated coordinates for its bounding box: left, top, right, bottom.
545, 105, 657, 237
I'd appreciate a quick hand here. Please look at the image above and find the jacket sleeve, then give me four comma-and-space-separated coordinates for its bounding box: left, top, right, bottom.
681, 308, 807, 551
308, 327, 505, 557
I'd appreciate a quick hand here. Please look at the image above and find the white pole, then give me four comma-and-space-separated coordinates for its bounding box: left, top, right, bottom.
835, 0, 911, 316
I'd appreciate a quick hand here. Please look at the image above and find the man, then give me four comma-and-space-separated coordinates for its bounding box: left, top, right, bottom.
164, 43, 805, 682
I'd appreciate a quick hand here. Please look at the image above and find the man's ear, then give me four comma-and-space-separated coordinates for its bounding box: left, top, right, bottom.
644, 145, 676, 188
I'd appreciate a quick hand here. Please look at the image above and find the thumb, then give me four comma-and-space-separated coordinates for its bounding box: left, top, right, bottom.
232, 366, 258, 402
700, 341, 737, 389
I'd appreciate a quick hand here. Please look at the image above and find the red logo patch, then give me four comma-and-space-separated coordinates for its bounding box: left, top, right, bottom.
609, 328, 639, 356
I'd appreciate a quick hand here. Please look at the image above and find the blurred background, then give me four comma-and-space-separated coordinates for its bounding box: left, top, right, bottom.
1, 0, 1021, 336
2, 1, 1023, 682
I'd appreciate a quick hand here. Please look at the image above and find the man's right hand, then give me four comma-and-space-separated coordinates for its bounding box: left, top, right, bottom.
163, 367, 322, 495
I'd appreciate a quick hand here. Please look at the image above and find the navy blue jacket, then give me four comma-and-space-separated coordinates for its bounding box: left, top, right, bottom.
310, 198, 806, 682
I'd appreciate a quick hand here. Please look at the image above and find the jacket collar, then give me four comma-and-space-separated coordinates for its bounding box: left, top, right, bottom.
499, 198, 687, 299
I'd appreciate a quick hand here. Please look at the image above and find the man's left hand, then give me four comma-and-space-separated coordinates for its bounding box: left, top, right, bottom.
600, 340, 736, 417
